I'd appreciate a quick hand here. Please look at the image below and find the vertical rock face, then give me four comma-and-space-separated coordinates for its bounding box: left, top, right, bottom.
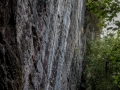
0, 0, 22, 90
0, 0, 86, 90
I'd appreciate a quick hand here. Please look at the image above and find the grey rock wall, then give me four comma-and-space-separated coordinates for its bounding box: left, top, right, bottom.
0, 0, 86, 90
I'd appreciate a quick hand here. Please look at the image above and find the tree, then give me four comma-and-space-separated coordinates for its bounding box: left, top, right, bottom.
81, 0, 120, 89
86, 0, 120, 28
83, 33, 120, 89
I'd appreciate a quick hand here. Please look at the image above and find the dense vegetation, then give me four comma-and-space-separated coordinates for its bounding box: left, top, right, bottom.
82, 0, 120, 89
83, 33, 120, 89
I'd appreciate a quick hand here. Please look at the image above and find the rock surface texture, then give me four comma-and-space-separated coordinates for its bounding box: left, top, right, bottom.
0, 0, 86, 90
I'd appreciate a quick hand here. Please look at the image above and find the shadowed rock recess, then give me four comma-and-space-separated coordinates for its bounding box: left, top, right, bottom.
0, 0, 86, 90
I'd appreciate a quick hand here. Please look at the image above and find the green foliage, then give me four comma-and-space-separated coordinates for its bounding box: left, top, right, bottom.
109, 31, 120, 88
86, 0, 120, 29
83, 32, 120, 89
113, 75, 120, 88
82, 1, 120, 89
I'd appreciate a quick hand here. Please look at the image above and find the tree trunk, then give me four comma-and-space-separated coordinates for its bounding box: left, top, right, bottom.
0, 0, 86, 90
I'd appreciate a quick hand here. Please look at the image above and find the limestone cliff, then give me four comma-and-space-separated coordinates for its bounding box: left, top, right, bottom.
0, 0, 86, 90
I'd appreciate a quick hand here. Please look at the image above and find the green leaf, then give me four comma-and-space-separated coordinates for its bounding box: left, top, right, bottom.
107, 27, 113, 30
88, 0, 92, 3
115, 22, 120, 27
113, 28, 118, 31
